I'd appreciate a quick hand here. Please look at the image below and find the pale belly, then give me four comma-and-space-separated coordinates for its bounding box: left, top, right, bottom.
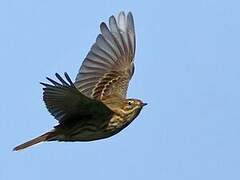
53, 114, 133, 142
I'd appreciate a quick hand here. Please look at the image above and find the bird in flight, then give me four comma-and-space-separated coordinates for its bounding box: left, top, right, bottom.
14, 11, 146, 151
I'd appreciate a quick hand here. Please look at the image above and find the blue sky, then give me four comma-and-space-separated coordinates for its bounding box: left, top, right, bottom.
1, 0, 240, 179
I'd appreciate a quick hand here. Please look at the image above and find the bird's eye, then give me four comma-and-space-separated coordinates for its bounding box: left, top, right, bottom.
128, 101, 132, 106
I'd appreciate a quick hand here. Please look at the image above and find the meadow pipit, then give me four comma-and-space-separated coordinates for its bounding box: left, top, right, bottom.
14, 11, 146, 151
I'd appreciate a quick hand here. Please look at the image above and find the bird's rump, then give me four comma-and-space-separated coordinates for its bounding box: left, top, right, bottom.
75, 12, 136, 100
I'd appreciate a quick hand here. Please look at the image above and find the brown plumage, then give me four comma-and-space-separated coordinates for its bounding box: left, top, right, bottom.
14, 11, 146, 151
13, 132, 57, 151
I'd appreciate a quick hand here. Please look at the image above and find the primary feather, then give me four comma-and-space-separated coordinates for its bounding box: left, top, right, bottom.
75, 11, 136, 100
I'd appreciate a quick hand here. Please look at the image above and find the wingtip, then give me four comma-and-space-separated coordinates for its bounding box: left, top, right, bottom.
117, 11, 133, 18
128, 11, 133, 17
100, 22, 107, 30
109, 15, 116, 22
119, 11, 125, 17
40, 82, 48, 86
55, 73, 60, 78
64, 72, 74, 86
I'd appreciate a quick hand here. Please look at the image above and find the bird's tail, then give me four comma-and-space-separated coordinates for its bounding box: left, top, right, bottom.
13, 131, 58, 151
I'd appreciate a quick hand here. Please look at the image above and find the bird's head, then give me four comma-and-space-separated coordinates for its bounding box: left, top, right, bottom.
121, 98, 147, 121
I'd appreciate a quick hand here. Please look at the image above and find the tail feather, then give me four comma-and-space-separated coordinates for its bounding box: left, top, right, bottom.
13, 131, 57, 151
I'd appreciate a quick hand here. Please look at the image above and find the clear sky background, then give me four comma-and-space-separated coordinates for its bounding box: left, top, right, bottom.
1, 0, 240, 179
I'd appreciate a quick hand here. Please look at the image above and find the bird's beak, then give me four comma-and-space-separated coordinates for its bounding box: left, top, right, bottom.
142, 102, 148, 106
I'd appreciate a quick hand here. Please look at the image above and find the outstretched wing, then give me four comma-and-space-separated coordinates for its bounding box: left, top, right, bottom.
41, 73, 113, 123
75, 11, 136, 100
